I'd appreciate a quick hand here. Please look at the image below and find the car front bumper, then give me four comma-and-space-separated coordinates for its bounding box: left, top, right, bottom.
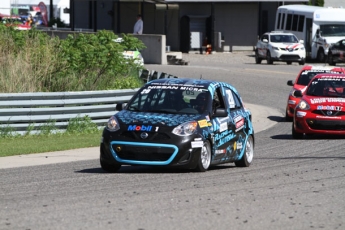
294, 111, 345, 135
100, 128, 203, 169
271, 49, 305, 62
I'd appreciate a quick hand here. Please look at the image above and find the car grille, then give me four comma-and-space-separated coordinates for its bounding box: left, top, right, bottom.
112, 144, 174, 161
279, 55, 301, 60
306, 119, 345, 131
312, 110, 345, 117
280, 48, 301, 51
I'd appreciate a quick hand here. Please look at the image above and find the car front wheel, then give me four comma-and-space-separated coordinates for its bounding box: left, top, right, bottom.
292, 122, 303, 139
100, 158, 121, 173
195, 140, 211, 172
235, 135, 254, 167
255, 50, 262, 64
267, 51, 273, 64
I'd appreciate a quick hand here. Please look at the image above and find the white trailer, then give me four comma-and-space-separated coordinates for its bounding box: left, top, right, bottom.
275, 4, 345, 62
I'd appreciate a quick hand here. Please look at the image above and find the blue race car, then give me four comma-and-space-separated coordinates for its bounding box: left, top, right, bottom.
100, 78, 254, 172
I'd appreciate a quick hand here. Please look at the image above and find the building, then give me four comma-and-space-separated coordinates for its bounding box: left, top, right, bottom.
69, 0, 310, 53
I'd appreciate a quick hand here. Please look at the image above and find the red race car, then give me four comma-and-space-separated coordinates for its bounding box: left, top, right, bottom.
292, 73, 345, 139
285, 65, 345, 121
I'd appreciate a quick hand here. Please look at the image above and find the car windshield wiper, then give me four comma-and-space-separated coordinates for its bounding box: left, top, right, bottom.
147, 109, 177, 114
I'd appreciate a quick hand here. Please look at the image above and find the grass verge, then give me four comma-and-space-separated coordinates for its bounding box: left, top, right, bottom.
0, 131, 102, 157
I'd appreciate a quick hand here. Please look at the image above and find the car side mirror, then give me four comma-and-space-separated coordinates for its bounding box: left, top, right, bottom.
115, 103, 125, 111
287, 80, 294, 86
213, 108, 227, 117
262, 39, 268, 43
299, 40, 304, 44
294, 90, 303, 98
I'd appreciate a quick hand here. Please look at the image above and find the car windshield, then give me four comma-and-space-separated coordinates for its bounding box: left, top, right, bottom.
306, 77, 345, 97
320, 24, 345, 37
127, 86, 211, 114
270, 34, 298, 43
297, 70, 344, 86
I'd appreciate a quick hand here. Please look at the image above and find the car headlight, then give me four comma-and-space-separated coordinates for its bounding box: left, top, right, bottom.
172, 121, 198, 136
300, 47, 305, 51
107, 115, 120, 132
272, 46, 279, 50
297, 100, 310, 110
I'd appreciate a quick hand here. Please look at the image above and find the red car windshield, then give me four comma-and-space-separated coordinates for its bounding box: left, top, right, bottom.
297, 70, 344, 86
307, 78, 345, 97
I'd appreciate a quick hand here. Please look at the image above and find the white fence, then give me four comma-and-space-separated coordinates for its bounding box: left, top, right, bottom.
0, 89, 138, 135
0, 71, 178, 135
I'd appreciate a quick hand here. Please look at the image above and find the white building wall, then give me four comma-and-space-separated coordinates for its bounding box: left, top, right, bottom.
0, 0, 11, 15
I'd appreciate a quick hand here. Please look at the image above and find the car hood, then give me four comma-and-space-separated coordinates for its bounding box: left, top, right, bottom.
116, 110, 204, 127
271, 42, 304, 49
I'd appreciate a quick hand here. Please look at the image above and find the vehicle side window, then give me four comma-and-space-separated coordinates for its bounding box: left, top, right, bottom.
213, 87, 225, 113
224, 88, 242, 109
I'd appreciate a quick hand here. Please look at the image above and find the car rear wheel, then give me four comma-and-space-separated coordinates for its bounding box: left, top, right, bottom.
255, 50, 262, 64
100, 158, 121, 173
292, 122, 303, 139
195, 140, 211, 172
235, 135, 254, 167
299, 59, 305, 65
286, 61, 292, 65
267, 51, 273, 64
285, 110, 293, 122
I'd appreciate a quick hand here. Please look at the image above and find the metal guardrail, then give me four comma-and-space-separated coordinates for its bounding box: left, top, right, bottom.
0, 89, 138, 135
0, 71, 178, 135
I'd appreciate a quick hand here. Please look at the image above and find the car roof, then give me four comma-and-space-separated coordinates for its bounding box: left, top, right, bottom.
265, 31, 295, 36
300, 65, 345, 72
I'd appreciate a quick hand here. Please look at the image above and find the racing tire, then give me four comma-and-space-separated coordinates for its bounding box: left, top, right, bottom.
100, 158, 121, 173
266, 51, 273, 65
255, 50, 262, 64
317, 49, 325, 63
292, 123, 303, 139
195, 140, 211, 172
286, 61, 292, 65
328, 53, 336, 66
299, 59, 305, 65
285, 110, 293, 122
235, 135, 254, 167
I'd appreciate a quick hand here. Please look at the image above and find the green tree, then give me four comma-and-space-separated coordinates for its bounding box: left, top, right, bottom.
308, 0, 324, 6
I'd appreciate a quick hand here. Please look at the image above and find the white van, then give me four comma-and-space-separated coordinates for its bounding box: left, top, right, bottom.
275, 5, 345, 62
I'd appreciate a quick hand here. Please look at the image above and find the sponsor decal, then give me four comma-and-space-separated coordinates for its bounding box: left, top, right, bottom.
214, 130, 236, 147
317, 105, 342, 111
296, 111, 307, 117
205, 115, 210, 121
288, 100, 296, 105
194, 138, 202, 141
310, 98, 345, 104
207, 122, 212, 127
127, 125, 153, 131
215, 149, 226, 155
236, 141, 243, 150
316, 115, 341, 119
198, 119, 208, 128
191, 141, 203, 148
219, 122, 228, 132
235, 118, 244, 131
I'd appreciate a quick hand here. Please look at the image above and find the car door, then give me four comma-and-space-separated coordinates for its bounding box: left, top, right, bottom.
223, 87, 247, 160
211, 86, 236, 163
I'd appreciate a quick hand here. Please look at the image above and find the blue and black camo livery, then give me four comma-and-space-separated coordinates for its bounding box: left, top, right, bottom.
100, 78, 254, 170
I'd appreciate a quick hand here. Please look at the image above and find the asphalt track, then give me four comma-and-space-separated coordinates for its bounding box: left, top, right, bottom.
0, 103, 281, 169
1, 52, 344, 230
